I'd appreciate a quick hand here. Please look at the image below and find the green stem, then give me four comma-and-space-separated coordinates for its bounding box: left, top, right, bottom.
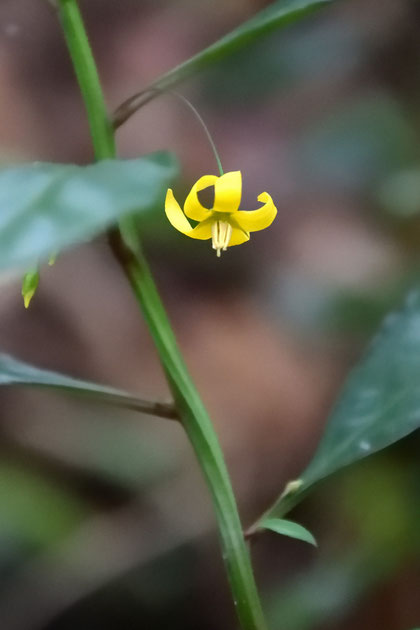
109, 229, 267, 630
56, 2, 267, 629
57, 0, 115, 160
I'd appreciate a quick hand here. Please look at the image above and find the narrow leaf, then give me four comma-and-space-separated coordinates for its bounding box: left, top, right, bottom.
114, 0, 336, 126
260, 518, 317, 547
0, 152, 177, 271
258, 289, 420, 522
0, 353, 176, 419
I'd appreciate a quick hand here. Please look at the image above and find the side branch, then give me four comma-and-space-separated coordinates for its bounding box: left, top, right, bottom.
113, 88, 160, 129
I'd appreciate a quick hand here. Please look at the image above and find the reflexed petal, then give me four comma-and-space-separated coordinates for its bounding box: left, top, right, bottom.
228, 227, 250, 247
213, 171, 242, 213
165, 189, 213, 241
184, 175, 217, 221
187, 218, 213, 240
234, 192, 277, 232
165, 189, 194, 234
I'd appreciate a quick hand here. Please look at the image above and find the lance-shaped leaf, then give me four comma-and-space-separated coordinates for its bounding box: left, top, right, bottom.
0, 353, 176, 419
113, 0, 336, 126
254, 289, 420, 524
260, 518, 317, 547
0, 152, 177, 271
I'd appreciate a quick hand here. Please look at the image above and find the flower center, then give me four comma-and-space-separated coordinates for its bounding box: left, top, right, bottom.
211, 220, 232, 257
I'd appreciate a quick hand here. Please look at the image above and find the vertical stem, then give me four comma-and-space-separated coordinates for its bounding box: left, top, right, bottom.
55, 2, 267, 628
57, 0, 115, 160
109, 232, 268, 630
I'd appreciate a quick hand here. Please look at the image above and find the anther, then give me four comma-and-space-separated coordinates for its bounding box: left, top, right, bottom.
211, 221, 232, 257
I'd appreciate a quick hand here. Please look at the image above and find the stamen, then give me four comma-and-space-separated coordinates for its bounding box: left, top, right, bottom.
211, 221, 232, 257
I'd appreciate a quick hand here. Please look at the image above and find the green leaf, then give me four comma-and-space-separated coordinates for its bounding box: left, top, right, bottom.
0, 461, 85, 548
21, 268, 39, 308
0, 152, 177, 271
0, 353, 176, 419
114, 0, 336, 126
258, 289, 420, 521
260, 518, 317, 547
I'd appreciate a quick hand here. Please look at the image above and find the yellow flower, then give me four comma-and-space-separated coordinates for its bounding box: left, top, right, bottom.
165, 171, 277, 257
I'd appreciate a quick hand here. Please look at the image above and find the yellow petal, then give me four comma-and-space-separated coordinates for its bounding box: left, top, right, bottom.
233, 192, 277, 232
187, 218, 213, 240
165, 189, 194, 235
184, 175, 217, 221
165, 190, 212, 240
228, 227, 250, 247
213, 171, 242, 213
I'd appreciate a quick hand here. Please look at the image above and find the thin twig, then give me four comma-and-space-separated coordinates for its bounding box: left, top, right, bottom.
7, 382, 179, 420
113, 88, 161, 129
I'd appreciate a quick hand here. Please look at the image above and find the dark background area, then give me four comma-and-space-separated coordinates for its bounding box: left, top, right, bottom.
0, 1, 419, 628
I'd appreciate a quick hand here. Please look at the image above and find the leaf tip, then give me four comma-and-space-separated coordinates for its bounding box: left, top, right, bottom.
22, 269, 39, 309
260, 517, 318, 548
23, 294, 33, 309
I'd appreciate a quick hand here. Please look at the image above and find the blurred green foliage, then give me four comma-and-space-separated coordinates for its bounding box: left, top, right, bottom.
0, 154, 177, 271
266, 444, 419, 630
259, 290, 420, 522
296, 95, 418, 192
0, 461, 85, 550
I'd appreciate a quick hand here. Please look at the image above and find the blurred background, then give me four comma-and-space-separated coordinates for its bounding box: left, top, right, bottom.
0, 0, 419, 628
